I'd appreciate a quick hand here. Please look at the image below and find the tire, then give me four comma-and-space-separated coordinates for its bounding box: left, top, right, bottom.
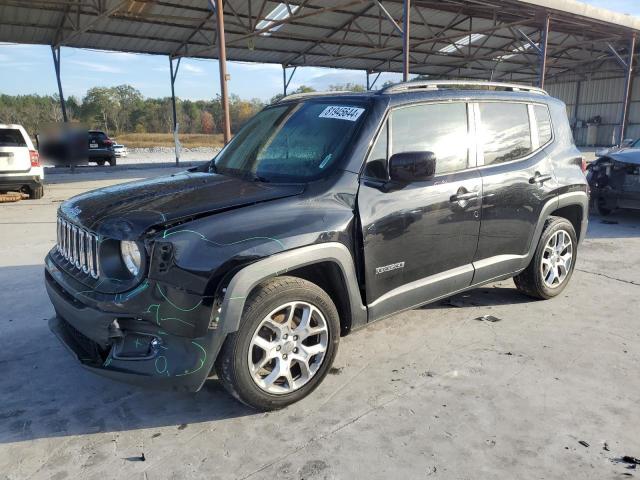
29, 184, 44, 200
514, 216, 578, 300
594, 195, 612, 216
108, 157, 117, 167
215, 276, 340, 410
96, 159, 106, 166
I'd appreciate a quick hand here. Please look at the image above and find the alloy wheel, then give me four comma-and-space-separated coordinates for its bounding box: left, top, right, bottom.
248, 301, 329, 395
540, 229, 573, 288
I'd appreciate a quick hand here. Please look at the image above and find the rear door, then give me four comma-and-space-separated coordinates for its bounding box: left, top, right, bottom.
358, 101, 482, 320
0, 127, 31, 173
472, 101, 558, 283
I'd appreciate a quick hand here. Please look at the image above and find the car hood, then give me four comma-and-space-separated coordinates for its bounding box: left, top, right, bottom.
59, 171, 305, 239
606, 149, 640, 166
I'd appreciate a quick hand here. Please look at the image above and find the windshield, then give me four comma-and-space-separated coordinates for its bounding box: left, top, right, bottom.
213, 101, 367, 182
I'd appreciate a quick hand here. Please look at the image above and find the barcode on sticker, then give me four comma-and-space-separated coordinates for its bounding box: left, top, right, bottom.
319, 106, 365, 122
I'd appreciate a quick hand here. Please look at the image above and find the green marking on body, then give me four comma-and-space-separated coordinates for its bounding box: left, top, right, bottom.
175, 341, 207, 377
162, 228, 285, 250
156, 284, 202, 312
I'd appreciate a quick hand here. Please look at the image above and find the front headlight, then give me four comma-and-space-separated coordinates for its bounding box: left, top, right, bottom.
120, 240, 142, 276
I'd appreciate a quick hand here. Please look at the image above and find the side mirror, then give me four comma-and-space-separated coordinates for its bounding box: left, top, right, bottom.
389, 151, 436, 184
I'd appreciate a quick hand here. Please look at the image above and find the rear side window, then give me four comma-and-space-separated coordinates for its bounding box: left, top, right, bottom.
534, 104, 552, 145
479, 103, 532, 165
391, 102, 469, 175
0, 129, 27, 147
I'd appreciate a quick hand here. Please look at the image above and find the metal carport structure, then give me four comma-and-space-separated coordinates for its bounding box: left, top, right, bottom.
2, 0, 640, 153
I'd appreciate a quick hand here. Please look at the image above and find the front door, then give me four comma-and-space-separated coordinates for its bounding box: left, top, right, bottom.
358, 101, 481, 321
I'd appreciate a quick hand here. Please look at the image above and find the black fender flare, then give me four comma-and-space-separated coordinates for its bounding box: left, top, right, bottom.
523, 190, 589, 265
216, 242, 367, 334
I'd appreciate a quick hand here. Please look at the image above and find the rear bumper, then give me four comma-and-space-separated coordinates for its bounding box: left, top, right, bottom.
0, 174, 42, 191
45, 259, 226, 392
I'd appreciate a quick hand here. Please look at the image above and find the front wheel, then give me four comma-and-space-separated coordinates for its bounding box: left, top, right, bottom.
215, 276, 340, 410
514, 216, 578, 300
594, 195, 612, 216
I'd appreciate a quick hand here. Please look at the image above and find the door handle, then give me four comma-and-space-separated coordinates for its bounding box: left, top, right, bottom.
450, 191, 479, 202
529, 172, 553, 184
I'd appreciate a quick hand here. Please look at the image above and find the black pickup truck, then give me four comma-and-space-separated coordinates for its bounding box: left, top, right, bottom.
45, 81, 588, 410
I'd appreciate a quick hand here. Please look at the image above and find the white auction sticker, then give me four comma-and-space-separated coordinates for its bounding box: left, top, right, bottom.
319, 105, 365, 122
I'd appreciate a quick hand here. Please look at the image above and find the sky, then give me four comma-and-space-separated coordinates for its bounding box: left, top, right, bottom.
1, 0, 639, 102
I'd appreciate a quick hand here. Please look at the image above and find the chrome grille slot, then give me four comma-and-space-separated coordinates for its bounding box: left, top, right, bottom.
56, 216, 99, 279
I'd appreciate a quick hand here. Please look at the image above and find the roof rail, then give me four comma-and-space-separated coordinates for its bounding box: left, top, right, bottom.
276, 90, 355, 103
380, 80, 548, 96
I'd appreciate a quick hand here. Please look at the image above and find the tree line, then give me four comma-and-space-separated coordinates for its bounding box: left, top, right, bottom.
0, 82, 374, 137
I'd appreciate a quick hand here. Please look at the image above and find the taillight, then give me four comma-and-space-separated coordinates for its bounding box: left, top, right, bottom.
104, 139, 114, 147
580, 156, 587, 173
29, 150, 40, 167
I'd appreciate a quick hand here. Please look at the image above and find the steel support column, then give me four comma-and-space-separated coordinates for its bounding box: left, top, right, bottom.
212, 0, 231, 144
51, 45, 68, 122
169, 56, 181, 166
366, 70, 382, 90
573, 80, 582, 139
539, 14, 550, 89
282, 65, 297, 96
620, 34, 636, 145
402, 0, 410, 81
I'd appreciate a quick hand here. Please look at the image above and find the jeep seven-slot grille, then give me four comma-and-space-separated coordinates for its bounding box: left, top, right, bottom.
56, 216, 99, 279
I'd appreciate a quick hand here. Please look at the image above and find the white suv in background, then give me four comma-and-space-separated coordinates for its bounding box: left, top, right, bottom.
0, 124, 44, 199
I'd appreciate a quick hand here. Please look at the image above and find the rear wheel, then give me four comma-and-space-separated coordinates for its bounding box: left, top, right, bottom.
95, 159, 106, 166
215, 276, 340, 410
514, 216, 577, 300
594, 195, 612, 216
29, 184, 44, 200
108, 157, 117, 167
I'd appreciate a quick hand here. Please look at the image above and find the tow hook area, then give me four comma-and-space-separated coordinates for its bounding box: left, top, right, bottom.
107, 319, 163, 361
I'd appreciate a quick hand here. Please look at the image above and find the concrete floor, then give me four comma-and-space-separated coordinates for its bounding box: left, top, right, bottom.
0, 167, 639, 480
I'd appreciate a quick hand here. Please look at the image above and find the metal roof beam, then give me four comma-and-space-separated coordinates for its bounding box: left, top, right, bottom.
57, 0, 128, 46
374, 0, 403, 35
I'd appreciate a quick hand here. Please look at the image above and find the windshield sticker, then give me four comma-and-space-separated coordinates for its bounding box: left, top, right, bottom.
319, 105, 365, 122
319, 154, 332, 169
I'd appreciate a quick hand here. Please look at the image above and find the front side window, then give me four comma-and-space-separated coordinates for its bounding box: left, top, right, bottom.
391, 102, 470, 175
214, 102, 367, 182
479, 102, 532, 165
364, 122, 388, 179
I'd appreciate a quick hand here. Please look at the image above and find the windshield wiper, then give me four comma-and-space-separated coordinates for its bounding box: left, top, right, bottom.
243, 172, 270, 183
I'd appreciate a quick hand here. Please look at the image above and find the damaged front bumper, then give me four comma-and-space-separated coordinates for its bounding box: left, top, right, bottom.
45, 252, 226, 392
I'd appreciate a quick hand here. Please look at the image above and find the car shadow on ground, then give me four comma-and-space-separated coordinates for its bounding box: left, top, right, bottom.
422, 283, 534, 311
0, 265, 256, 446
586, 211, 640, 239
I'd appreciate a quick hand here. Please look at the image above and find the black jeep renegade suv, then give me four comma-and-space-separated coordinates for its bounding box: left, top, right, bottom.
45, 81, 588, 410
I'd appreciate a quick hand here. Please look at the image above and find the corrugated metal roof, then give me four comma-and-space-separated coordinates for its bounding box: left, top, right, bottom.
1, 0, 639, 83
